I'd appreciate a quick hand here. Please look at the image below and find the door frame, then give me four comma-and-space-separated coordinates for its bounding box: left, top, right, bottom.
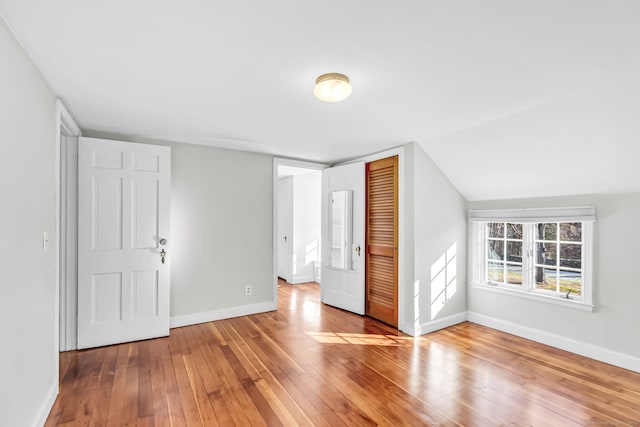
272, 158, 327, 308
336, 147, 407, 335
55, 100, 81, 355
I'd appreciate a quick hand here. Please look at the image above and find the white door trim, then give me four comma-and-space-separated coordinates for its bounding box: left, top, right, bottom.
272, 158, 328, 308
56, 99, 81, 354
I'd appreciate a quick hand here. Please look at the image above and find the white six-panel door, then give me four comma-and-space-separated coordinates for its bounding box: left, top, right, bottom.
77, 137, 171, 349
321, 162, 365, 314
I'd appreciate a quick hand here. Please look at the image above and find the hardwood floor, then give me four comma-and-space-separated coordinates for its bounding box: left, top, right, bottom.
46, 280, 640, 426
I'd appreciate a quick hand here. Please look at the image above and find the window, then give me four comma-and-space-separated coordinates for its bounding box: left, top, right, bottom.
533, 222, 583, 297
469, 207, 595, 310
486, 223, 524, 286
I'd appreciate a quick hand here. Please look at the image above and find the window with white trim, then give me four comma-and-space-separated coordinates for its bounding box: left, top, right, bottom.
469, 207, 595, 309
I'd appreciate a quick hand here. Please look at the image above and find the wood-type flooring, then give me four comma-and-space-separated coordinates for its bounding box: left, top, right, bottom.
45, 280, 640, 426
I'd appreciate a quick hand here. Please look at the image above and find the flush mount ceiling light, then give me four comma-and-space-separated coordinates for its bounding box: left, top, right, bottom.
314, 73, 352, 103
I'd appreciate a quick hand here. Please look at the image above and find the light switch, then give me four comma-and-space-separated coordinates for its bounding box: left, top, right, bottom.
43, 232, 49, 252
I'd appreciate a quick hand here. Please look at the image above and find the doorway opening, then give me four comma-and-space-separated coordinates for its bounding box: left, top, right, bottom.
56, 100, 81, 353
274, 147, 406, 334
273, 159, 327, 307
276, 164, 323, 284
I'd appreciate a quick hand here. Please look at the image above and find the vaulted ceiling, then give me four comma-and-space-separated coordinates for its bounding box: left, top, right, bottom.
2, 1, 639, 200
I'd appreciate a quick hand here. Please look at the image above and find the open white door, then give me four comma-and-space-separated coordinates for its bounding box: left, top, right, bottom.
77, 137, 171, 349
321, 163, 365, 314
277, 177, 292, 281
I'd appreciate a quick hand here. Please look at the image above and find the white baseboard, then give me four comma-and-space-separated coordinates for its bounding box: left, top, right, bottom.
33, 381, 57, 427
467, 311, 640, 374
399, 311, 468, 337
278, 274, 292, 283
290, 275, 315, 284
170, 301, 277, 329
420, 312, 468, 336
399, 321, 418, 337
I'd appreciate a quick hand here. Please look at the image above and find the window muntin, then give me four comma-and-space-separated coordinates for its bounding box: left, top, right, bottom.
480, 221, 588, 302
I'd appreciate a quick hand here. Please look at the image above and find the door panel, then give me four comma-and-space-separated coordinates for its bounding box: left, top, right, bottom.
277, 177, 292, 281
321, 163, 365, 314
366, 156, 398, 326
77, 137, 171, 349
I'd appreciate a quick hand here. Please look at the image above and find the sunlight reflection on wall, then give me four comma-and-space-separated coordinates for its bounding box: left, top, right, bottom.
305, 239, 318, 265
430, 243, 457, 320
292, 252, 298, 275
292, 239, 319, 277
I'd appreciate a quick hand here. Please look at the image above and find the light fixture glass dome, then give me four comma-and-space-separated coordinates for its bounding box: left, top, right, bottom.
314, 73, 352, 103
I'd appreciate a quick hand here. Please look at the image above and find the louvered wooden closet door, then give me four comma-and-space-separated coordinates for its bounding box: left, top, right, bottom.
366, 156, 398, 327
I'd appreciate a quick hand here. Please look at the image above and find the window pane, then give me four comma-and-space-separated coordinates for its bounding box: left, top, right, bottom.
560, 244, 581, 269
535, 268, 557, 291
506, 241, 522, 263
506, 264, 522, 284
535, 223, 557, 241
541, 243, 557, 266
507, 223, 523, 239
488, 262, 504, 283
488, 240, 504, 260
560, 222, 582, 242
559, 270, 582, 296
488, 222, 504, 238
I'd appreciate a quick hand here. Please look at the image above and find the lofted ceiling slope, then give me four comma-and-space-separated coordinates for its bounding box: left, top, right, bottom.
1, 1, 639, 200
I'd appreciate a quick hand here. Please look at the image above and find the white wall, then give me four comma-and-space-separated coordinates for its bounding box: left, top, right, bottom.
291, 171, 321, 283
0, 16, 58, 427
169, 143, 273, 319
405, 143, 468, 334
468, 192, 640, 361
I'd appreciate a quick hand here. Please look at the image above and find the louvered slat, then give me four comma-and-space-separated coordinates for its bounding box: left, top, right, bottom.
366, 156, 398, 327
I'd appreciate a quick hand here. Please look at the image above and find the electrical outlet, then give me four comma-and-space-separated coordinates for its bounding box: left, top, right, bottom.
245, 285, 252, 296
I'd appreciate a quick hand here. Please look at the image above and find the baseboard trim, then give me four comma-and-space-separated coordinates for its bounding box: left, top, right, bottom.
399, 321, 418, 337
289, 275, 315, 284
170, 301, 277, 329
467, 311, 640, 374
33, 381, 57, 427
420, 312, 468, 336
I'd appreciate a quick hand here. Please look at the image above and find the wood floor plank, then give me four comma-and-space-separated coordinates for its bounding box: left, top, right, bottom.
223, 321, 313, 426
46, 280, 640, 426
105, 344, 131, 426
158, 337, 187, 427
147, 338, 171, 427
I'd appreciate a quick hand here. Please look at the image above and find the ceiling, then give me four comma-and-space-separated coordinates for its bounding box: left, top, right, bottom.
1, 1, 639, 200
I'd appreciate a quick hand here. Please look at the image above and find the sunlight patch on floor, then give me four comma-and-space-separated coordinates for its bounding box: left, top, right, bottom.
306, 331, 428, 346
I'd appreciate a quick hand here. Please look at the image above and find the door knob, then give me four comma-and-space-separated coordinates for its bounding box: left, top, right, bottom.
284, 235, 287, 243
160, 249, 166, 264
355, 245, 361, 256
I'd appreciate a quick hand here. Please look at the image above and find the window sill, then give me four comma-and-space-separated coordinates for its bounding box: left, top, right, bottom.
471, 282, 595, 312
